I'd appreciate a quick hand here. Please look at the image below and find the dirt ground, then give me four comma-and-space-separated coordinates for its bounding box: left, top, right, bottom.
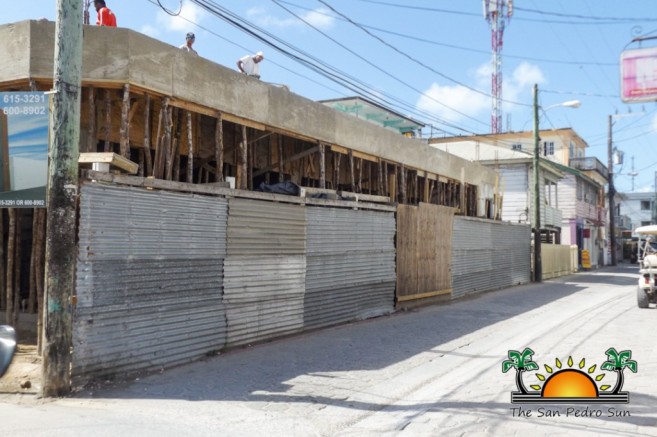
0, 344, 41, 395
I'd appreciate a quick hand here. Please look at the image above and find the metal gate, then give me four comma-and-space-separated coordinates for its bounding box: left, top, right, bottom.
74, 184, 227, 383
451, 217, 530, 298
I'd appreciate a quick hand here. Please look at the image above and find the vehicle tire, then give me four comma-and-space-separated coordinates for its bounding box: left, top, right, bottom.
637, 287, 650, 309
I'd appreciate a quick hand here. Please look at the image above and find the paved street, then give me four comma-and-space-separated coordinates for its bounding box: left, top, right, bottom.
2, 264, 656, 436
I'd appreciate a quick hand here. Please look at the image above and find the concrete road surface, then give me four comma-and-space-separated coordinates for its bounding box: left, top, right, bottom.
1, 265, 655, 436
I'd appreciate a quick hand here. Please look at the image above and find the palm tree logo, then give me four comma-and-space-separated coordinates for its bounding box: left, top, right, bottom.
503, 347, 636, 404
600, 348, 637, 395
502, 347, 538, 394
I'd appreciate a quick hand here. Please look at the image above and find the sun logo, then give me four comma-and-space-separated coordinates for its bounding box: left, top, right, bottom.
502, 347, 637, 404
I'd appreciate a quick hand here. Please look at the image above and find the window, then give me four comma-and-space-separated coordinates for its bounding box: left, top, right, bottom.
642, 221, 652, 227
641, 200, 651, 211
569, 141, 574, 158
511, 144, 522, 151
543, 141, 555, 156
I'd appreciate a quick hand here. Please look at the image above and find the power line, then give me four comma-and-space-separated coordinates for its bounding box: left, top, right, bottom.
270, 0, 489, 127
316, 0, 530, 108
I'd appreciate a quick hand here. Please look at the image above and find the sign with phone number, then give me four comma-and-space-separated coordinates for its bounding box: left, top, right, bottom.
0, 91, 49, 208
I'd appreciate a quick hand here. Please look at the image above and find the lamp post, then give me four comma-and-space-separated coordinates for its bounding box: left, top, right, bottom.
532, 84, 580, 282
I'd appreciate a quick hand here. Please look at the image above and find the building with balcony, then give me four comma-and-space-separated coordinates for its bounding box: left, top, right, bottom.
430, 128, 609, 268
616, 192, 655, 231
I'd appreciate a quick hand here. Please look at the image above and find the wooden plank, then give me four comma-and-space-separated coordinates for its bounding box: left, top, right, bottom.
397, 289, 452, 302
337, 191, 390, 204
239, 125, 248, 190
119, 84, 130, 158
223, 112, 266, 131
78, 152, 139, 174
103, 89, 112, 153
86, 86, 96, 153
319, 142, 326, 189
330, 145, 379, 163
83, 170, 396, 212
142, 94, 153, 177
186, 110, 194, 183
215, 113, 224, 182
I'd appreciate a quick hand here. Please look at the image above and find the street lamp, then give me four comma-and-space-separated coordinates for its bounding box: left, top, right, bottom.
533, 84, 581, 282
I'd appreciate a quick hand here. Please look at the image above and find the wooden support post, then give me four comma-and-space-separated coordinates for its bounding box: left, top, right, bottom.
103, 89, 112, 153
319, 142, 326, 189
153, 97, 168, 177
348, 150, 355, 192
383, 162, 388, 197
278, 134, 284, 183
460, 167, 466, 213
400, 165, 407, 204
119, 83, 130, 159
357, 158, 362, 193
142, 94, 152, 177
334, 153, 341, 190
215, 113, 224, 182
43, 0, 83, 396
86, 86, 95, 153
377, 160, 383, 195
423, 175, 430, 203
165, 108, 179, 181
248, 139, 254, 190
239, 125, 248, 190
389, 170, 397, 203
186, 110, 194, 183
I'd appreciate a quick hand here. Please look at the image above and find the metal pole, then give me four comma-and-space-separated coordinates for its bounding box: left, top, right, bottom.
42, 0, 83, 397
532, 84, 542, 282
608, 114, 617, 266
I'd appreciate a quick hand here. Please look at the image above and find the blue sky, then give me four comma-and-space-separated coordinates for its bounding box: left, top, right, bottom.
4, 0, 657, 192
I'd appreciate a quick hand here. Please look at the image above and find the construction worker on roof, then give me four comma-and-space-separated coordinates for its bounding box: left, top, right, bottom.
94, 0, 117, 27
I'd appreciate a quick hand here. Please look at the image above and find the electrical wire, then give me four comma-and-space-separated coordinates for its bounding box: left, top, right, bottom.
270, 0, 489, 127
317, 0, 530, 108
277, 0, 617, 67
157, 0, 183, 16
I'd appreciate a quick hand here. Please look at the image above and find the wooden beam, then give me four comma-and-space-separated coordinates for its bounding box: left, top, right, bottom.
397, 289, 452, 302
330, 145, 379, 163
319, 142, 326, 189
278, 134, 284, 183
119, 84, 130, 158
142, 94, 152, 177
186, 110, 194, 183
84, 170, 396, 212
86, 86, 95, 153
103, 89, 112, 153
377, 159, 383, 195
239, 125, 248, 190
78, 152, 139, 174
348, 149, 355, 192
215, 113, 224, 182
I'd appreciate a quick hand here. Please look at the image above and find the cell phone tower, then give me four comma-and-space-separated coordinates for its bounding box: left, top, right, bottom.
483, 0, 513, 134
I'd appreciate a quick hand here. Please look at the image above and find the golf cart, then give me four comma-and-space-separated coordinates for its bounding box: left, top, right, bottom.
634, 225, 657, 308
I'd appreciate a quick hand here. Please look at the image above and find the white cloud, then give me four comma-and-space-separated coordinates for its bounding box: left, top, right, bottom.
417, 61, 545, 124
247, 7, 335, 30
141, 24, 160, 38
156, 1, 206, 33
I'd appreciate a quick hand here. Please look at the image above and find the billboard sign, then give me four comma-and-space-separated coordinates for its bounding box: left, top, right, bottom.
620, 46, 657, 103
0, 92, 49, 208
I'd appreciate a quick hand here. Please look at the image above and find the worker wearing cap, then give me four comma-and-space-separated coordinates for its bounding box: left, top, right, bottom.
180, 32, 197, 55
94, 0, 117, 27
237, 52, 264, 79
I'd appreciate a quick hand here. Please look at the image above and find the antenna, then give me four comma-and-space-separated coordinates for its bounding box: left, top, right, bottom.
483, 0, 513, 134
628, 156, 639, 191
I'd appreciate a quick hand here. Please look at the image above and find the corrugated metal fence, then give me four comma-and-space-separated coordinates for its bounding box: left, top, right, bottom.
305, 207, 395, 330
75, 184, 227, 383
451, 217, 530, 298
224, 198, 306, 347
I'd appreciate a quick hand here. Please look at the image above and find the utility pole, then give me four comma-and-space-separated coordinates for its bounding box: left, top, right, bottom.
608, 115, 617, 266
42, 0, 83, 397
532, 84, 542, 282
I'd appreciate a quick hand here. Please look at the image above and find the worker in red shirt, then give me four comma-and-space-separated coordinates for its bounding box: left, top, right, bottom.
94, 0, 117, 27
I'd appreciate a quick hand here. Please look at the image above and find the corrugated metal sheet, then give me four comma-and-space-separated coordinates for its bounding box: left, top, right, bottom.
451, 217, 530, 299
304, 207, 395, 330
224, 198, 306, 346
74, 183, 227, 383
227, 198, 305, 256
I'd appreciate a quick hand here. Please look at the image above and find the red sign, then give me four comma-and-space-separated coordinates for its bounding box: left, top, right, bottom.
583, 229, 591, 238
621, 47, 657, 103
